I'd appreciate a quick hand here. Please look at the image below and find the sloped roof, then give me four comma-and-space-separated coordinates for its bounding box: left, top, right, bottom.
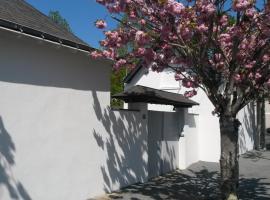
123, 65, 143, 83
112, 85, 199, 108
0, 0, 92, 51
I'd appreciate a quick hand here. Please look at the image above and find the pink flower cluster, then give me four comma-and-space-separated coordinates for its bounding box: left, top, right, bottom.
135, 31, 149, 46
196, 0, 216, 16
95, 20, 107, 29
166, 0, 185, 16
233, 0, 253, 11
94, 0, 270, 99
184, 90, 197, 98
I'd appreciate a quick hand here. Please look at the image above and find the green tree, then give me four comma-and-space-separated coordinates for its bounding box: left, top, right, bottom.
95, 1, 270, 199
110, 14, 135, 109
111, 68, 126, 108
48, 11, 72, 32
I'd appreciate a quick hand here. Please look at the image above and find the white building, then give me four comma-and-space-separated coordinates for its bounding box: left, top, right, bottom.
123, 66, 257, 168
0, 1, 149, 199
0, 1, 260, 200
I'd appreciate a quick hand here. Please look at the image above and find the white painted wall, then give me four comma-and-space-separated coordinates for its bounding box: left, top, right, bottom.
192, 90, 221, 163
94, 109, 148, 193
266, 101, 270, 129
0, 25, 257, 200
125, 67, 220, 167
148, 111, 179, 177
126, 66, 256, 169
177, 108, 200, 169
238, 103, 256, 154
0, 29, 149, 200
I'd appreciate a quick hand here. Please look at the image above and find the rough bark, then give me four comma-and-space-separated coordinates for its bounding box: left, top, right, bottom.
219, 115, 240, 200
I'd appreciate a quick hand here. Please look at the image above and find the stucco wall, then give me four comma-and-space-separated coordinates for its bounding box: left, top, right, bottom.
237, 103, 256, 154
93, 109, 148, 193
178, 109, 200, 169
148, 111, 179, 177
125, 67, 220, 166
126, 66, 256, 168
0, 29, 149, 200
190, 90, 221, 163
266, 101, 270, 129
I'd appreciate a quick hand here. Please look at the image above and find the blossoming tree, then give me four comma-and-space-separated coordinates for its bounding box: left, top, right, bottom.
92, 0, 270, 199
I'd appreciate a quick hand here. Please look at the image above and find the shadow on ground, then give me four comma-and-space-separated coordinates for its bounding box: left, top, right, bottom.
96, 151, 270, 200
107, 163, 219, 200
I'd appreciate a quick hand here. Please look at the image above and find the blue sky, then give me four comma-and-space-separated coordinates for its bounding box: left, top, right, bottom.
25, 0, 117, 48
25, 0, 265, 48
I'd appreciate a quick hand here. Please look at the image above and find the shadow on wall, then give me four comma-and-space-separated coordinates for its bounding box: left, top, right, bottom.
92, 91, 148, 192
239, 103, 256, 154
105, 161, 270, 200
0, 116, 32, 200
185, 113, 197, 128
91, 91, 176, 193
148, 111, 178, 178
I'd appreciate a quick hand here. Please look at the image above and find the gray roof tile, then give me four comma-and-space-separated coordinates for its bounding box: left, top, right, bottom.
0, 0, 90, 49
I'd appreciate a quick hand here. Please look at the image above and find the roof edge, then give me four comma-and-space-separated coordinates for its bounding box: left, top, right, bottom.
0, 18, 95, 52
123, 65, 143, 83
113, 85, 200, 107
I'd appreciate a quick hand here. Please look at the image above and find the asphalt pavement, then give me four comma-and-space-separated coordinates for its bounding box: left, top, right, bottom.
93, 151, 270, 200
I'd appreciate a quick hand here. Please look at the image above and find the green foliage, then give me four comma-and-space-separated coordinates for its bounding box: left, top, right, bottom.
48, 11, 72, 32
111, 68, 126, 108
110, 14, 135, 109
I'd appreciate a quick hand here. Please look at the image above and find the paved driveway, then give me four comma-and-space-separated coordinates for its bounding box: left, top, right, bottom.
94, 151, 270, 200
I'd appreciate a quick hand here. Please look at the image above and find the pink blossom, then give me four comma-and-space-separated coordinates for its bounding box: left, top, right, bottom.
199, 3, 216, 16
267, 79, 270, 87
203, 4, 216, 15
180, 27, 192, 39
246, 8, 256, 18
220, 15, 228, 26
144, 48, 156, 63
255, 72, 262, 80
135, 31, 149, 46
166, 0, 185, 16
96, 0, 106, 5
139, 19, 146, 25
248, 73, 254, 78
107, 2, 122, 13
114, 59, 127, 70
214, 54, 222, 62
93, 0, 270, 102
245, 61, 255, 69
95, 20, 107, 29
182, 79, 194, 88
99, 40, 108, 47
136, 48, 146, 56
219, 33, 232, 43
102, 48, 116, 59
90, 51, 103, 59
184, 90, 197, 98
161, 25, 172, 39
129, 10, 136, 19
233, 0, 252, 11
234, 74, 242, 82
175, 74, 185, 81
262, 54, 270, 63
197, 24, 208, 32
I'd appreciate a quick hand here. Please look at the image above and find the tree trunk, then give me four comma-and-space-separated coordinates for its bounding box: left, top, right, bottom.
219, 115, 240, 200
